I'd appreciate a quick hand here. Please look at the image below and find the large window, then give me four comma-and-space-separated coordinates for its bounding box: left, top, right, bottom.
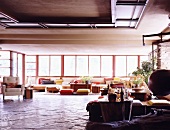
115, 56, 126, 76
18, 54, 23, 84
140, 56, 149, 67
64, 55, 113, 77
115, 56, 138, 76
25, 56, 36, 76
0, 51, 11, 76
127, 56, 138, 76
101, 56, 113, 76
12, 52, 17, 76
64, 56, 75, 76
89, 56, 100, 76
38, 56, 61, 76
50, 56, 61, 76
76, 56, 88, 76
24, 54, 147, 77
39, 56, 49, 76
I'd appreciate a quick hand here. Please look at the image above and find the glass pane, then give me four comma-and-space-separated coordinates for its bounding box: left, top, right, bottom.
140, 56, 149, 67
26, 70, 36, 76
26, 56, 36, 62
101, 56, 113, 76
76, 56, 88, 76
50, 56, 61, 76
64, 56, 75, 76
39, 56, 49, 76
115, 56, 126, 76
0, 51, 10, 59
12, 52, 17, 76
0, 68, 10, 76
127, 56, 138, 76
26, 63, 36, 69
0, 60, 10, 67
89, 56, 100, 76
18, 54, 23, 84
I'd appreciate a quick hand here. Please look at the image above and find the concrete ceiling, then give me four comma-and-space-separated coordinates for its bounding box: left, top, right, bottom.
0, 0, 170, 55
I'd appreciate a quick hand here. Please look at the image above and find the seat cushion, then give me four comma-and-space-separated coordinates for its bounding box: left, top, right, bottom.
6, 88, 22, 92
60, 89, 74, 95
76, 89, 90, 95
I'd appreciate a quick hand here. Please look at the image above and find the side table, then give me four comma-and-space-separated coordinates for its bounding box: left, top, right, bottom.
92, 86, 100, 93
130, 91, 147, 101
24, 87, 33, 99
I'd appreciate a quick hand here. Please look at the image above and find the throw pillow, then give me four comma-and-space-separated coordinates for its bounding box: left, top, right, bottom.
42, 80, 55, 84
6, 83, 18, 88
56, 79, 63, 85
38, 78, 50, 84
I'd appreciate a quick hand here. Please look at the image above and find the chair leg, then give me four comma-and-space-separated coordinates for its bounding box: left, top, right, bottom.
3, 95, 5, 101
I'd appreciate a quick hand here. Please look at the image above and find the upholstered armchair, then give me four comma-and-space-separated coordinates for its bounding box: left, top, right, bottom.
2, 76, 25, 100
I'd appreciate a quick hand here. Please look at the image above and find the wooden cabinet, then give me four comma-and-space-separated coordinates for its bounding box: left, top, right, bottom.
70, 83, 92, 92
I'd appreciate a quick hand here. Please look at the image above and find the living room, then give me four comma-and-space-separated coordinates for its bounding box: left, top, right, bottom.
1, 0, 170, 129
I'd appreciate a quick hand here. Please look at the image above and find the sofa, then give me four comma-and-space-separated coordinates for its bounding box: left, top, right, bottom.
26, 76, 133, 93
30, 77, 62, 91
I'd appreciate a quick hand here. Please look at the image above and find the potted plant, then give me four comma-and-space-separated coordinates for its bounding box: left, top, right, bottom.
132, 74, 144, 88
80, 76, 93, 84
132, 60, 153, 85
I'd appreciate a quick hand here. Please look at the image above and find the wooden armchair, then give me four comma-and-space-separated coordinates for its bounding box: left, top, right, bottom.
2, 76, 25, 100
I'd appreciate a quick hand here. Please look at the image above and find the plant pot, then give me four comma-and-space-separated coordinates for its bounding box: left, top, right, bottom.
85, 80, 90, 84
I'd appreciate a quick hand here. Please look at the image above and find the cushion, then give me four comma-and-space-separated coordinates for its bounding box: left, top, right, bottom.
6, 88, 22, 92
76, 89, 90, 95
6, 83, 18, 88
147, 100, 170, 106
106, 80, 113, 85
38, 78, 50, 84
104, 77, 113, 83
60, 89, 74, 95
62, 81, 70, 85
113, 77, 121, 81
42, 80, 54, 84
91, 78, 105, 84
3, 77, 19, 83
56, 79, 63, 85
62, 77, 76, 83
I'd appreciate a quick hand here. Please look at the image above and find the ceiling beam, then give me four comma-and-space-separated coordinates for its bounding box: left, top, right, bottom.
0, 34, 141, 40
0, 39, 146, 44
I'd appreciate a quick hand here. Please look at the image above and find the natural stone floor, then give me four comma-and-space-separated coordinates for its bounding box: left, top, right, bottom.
0, 92, 100, 130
